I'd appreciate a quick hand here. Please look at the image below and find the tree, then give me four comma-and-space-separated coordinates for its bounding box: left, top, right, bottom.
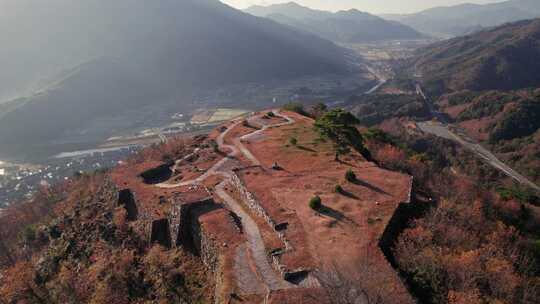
282, 102, 308, 116
335, 185, 344, 194
311, 102, 328, 118
209, 139, 219, 153
289, 137, 298, 146
314, 109, 370, 161
309, 196, 322, 210
314, 247, 397, 304
345, 169, 357, 182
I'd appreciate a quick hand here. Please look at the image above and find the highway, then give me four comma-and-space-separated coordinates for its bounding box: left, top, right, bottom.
364, 65, 388, 94
415, 85, 540, 192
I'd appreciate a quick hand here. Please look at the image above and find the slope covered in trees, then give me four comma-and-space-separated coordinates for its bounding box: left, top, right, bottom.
436, 89, 540, 184
412, 18, 540, 96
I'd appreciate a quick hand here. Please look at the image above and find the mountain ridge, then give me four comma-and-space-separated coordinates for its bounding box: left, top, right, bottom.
382, 0, 540, 37
245, 2, 423, 43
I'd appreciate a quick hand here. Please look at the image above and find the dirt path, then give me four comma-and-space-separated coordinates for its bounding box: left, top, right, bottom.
155, 118, 243, 188
236, 111, 295, 166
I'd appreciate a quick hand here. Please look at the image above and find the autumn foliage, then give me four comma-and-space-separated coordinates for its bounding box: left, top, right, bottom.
0, 171, 211, 304
395, 199, 540, 304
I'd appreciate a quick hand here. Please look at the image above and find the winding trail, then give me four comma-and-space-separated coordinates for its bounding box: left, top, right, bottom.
155, 110, 296, 293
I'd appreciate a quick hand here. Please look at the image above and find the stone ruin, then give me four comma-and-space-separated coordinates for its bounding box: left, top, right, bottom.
175, 198, 221, 254
139, 162, 173, 184
150, 218, 172, 248
117, 189, 139, 221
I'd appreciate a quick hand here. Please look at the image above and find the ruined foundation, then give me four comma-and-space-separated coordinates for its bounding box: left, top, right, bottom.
150, 218, 172, 248
117, 189, 138, 221
140, 163, 173, 184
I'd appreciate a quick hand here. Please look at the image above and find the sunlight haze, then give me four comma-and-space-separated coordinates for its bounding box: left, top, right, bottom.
222, 0, 505, 14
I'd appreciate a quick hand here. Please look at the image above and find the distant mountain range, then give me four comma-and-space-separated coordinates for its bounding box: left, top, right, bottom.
245, 2, 423, 43
382, 0, 540, 38
412, 18, 540, 95
0, 0, 354, 160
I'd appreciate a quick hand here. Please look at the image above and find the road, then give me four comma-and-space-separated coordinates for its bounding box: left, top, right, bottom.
415, 85, 540, 192
364, 64, 388, 94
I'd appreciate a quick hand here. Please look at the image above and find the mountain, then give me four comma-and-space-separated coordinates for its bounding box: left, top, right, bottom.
0, 0, 353, 160
245, 2, 423, 43
411, 18, 540, 95
382, 0, 540, 38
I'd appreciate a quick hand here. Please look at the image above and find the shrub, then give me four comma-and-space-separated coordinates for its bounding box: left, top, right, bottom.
289, 137, 298, 146
282, 102, 308, 116
209, 140, 219, 153
334, 185, 344, 194
345, 169, 356, 182
309, 196, 322, 210
267, 111, 275, 117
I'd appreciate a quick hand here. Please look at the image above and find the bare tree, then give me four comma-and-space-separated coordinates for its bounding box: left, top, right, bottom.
315, 266, 376, 304
314, 246, 392, 304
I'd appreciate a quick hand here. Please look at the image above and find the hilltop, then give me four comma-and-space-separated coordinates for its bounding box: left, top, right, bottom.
0, 108, 416, 303
1, 105, 539, 303
245, 2, 423, 43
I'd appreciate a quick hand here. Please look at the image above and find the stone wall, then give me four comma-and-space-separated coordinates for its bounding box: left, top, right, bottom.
230, 169, 292, 250
166, 195, 232, 303
174, 198, 217, 251
230, 168, 308, 281
199, 226, 220, 271
377, 176, 421, 304
169, 201, 183, 248
378, 177, 420, 266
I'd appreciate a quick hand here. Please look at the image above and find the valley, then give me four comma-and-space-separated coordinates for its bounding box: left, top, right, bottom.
0, 70, 375, 209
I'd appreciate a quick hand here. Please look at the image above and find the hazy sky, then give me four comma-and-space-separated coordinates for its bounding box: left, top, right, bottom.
221, 0, 504, 14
